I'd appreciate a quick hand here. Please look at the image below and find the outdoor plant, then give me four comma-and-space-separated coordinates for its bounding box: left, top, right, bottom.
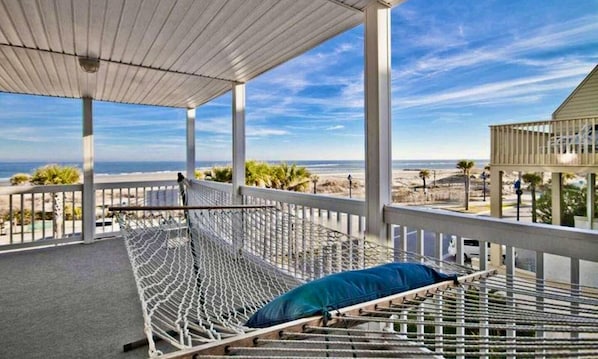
456, 160, 475, 210
30, 164, 81, 185
9, 173, 31, 186
521, 173, 543, 223
204, 161, 312, 192
418, 169, 430, 191
536, 185, 597, 226
3, 209, 33, 225
64, 204, 82, 220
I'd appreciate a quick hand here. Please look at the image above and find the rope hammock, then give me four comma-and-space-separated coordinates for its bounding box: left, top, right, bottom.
112, 177, 470, 357
185, 271, 598, 358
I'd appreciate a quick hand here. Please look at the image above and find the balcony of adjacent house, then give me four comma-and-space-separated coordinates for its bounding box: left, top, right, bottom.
491, 117, 598, 169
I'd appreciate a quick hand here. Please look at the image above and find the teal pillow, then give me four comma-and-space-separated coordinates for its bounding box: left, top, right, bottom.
246, 262, 457, 328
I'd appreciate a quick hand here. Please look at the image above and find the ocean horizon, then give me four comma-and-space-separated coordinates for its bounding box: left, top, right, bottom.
0, 159, 489, 181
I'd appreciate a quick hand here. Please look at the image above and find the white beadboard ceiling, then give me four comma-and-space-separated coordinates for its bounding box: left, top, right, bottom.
0, 0, 400, 108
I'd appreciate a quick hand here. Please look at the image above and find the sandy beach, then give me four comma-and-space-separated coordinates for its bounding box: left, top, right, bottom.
91, 167, 521, 212
1, 166, 517, 207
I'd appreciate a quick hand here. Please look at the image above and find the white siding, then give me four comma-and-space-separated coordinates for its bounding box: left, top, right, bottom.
553, 65, 598, 120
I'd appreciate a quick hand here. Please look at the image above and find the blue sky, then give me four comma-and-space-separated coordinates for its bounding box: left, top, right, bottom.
0, 0, 597, 162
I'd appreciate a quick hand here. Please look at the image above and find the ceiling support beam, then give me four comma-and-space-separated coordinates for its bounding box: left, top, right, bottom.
186, 108, 196, 179
82, 97, 95, 244
232, 84, 246, 204
324, 0, 364, 13
0, 43, 238, 85
364, 3, 392, 245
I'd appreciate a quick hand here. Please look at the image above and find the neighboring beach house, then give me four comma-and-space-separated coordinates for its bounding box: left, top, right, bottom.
489, 64, 598, 227
489, 64, 598, 285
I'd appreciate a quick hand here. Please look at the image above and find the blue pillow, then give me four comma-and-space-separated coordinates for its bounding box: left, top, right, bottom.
245, 262, 457, 328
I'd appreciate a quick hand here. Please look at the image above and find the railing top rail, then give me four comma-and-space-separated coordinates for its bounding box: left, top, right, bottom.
0, 179, 181, 196
95, 179, 178, 189
0, 183, 83, 195
385, 204, 598, 262
190, 179, 233, 191
109, 205, 275, 211
490, 116, 598, 129
241, 185, 365, 216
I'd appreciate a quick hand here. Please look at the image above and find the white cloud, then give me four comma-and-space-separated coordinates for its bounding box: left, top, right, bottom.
394, 63, 593, 109
247, 128, 288, 136
326, 125, 345, 130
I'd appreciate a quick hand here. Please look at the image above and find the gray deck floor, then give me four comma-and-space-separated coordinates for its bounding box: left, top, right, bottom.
0, 238, 171, 359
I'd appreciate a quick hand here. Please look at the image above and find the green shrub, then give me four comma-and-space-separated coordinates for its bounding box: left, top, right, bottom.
203, 161, 312, 192
3, 209, 32, 225
537, 185, 597, 226
30, 164, 81, 185
64, 205, 82, 220
9, 173, 31, 186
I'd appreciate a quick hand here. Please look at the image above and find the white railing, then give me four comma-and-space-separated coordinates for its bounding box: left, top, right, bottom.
491, 117, 598, 167
0, 184, 83, 248
385, 205, 598, 286
191, 181, 598, 287
0, 179, 179, 250
241, 185, 365, 236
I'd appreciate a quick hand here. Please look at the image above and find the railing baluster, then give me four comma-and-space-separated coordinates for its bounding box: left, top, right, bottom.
9, 194, 13, 244
20, 193, 24, 243
42, 192, 46, 239
416, 228, 424, 262
536, 251, 545, 359
31, 193, 35, 242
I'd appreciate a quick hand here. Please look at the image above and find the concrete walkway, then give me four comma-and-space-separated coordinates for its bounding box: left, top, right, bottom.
0, 238, 167, 359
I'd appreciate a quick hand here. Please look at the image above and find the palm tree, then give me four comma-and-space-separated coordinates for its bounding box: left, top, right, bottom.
418, 169, 430, 191
30, 164, 81, 239
522, 172, 543, 223
245, 160, 272, 187
30, 164, 80, 185
271, 163, 312, 192
456, 160, 475, 210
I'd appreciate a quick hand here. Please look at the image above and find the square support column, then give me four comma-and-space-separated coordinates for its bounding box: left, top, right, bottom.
186, 108, 196, 179
490, 168, 503, 218
82, 97, 95, 243
588, 173, 596, 230
364, 3, 392, 245
232, 83, 246, 204
552, 172, 563, 226
489, 168, 503, 266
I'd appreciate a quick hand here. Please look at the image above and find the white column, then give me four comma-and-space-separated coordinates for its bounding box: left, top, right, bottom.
364, 3, 392, 245
186, 108, 196, 179
490, 169, 503, 218
232, 83, 246, 204
588, 173, 596, 229
552, 172, 562, 226
82, 97, 95, 243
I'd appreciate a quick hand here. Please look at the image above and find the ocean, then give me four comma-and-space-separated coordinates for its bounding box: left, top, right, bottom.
0, 159, 489, 181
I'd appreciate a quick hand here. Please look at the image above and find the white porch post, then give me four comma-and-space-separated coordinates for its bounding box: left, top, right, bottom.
552, 172, 563, 226
490, 168, 503, 266
186, 108, 196, 179
588, 173, 596, 230
82, 97, 95, 243
232, 83, 246, 204
364, 3, 392, 244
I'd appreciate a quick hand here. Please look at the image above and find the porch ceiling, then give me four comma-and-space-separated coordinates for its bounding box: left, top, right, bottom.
0, 0, 400, 108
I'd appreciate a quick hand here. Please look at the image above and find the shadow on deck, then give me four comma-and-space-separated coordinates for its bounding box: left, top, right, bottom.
0, 238, 167, 359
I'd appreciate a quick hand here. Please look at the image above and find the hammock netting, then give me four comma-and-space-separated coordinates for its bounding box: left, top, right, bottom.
114, 178, 471, 356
